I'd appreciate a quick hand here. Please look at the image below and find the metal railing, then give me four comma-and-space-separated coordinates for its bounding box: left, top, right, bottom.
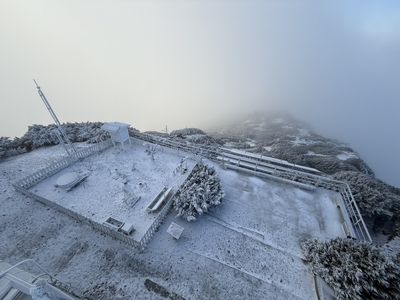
14, 140, 112, 190
13, 138, 199, 251
133, 133, 372, 243
13, 134, 371, 245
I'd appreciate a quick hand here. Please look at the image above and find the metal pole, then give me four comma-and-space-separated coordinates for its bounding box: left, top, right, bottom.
33, 80, 76, 155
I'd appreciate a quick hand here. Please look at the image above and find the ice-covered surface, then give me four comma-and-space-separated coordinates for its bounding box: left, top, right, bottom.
29, 138, 195, 241
0, 142, 344, 299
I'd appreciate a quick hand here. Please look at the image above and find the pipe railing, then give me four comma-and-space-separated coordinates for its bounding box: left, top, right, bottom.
13, 133, 371, 245
133, 133, 372, 243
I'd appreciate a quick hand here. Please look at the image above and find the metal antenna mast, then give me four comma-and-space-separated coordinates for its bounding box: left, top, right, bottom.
33, 80, 76, 155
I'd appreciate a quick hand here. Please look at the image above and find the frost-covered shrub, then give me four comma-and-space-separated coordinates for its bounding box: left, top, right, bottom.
0, 137, 12, 158
334, 171, 399, 217
169, 128, 217, 145
184, 134, 212, 144
0, 122, 141, 159
170, 128, 205, 137
145, 144, 158, 160
301, 238, 400, 300
333, 171, 400, 238
173, 163, 224, 222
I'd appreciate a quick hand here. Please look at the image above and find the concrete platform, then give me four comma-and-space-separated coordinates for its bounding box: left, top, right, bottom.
28, 138, 196, 244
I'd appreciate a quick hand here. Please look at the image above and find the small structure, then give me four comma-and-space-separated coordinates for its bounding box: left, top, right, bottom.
147, 187, 172, 213
167, 222, 184, 240
0, 259, 75, 299
101, 122, 131, 147
55, 172, 89, 191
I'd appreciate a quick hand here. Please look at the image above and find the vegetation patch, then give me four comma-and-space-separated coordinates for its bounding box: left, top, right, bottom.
301, 238, 400, 300
173, 163, 224, 222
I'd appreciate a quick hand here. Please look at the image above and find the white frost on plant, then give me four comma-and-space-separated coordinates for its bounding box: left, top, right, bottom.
173, 163, 224, 222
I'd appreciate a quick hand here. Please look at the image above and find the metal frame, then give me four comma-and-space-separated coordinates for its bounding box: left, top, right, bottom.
34, 80, 76, 156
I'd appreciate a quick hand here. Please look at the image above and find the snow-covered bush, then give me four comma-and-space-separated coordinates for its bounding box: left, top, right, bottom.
184, 134, 212, 144
334, 171, 400, 238
145, 144, 158, 160
301, 238, 400, 300
334, 171, 399, 217
169, 128, 217, 146
0, 122, 141, 159
170, 128, 205, 137
173, 163, 224, 222
0, 137, 12, 158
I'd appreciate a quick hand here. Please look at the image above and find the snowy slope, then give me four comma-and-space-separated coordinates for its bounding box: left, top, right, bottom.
1, 141, 345, 299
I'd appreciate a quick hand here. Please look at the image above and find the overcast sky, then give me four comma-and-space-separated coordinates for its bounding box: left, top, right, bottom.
0, 0, 399, 186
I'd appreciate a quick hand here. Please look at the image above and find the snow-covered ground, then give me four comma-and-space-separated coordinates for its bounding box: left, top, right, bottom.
305, 151, 327, 157
0, 141, 344, 299
263, 146, 272, 151
29, 139, 195, 241
291, 136, 317, 146
336, 152, 358, 161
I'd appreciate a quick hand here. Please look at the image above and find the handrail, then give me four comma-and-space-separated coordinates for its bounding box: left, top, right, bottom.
0, 259, 53, 281
132, 133, 372, 243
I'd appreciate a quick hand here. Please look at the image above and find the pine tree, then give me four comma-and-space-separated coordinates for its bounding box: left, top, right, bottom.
301, 238, 400, 300
173, 163, 224, 221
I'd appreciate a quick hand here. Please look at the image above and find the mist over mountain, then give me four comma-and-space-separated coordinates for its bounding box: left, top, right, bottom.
1, 1, 400, 188
1, 1, 400, 298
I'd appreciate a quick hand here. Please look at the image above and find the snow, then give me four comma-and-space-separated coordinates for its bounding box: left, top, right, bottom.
336, 152, 357, 161
298, 128, 310, 137
184, 133, 208, 143
223, 142, 235, 148
245, 140, 256, 147
222, 147, 321, 173
168, 161, 345, 299
166, 222, 184, 239
29, 138, 196, 242
291, 136, 317, 146
305, 151, 326, 157
0, 141, 345, 299
263, 146, 272, 151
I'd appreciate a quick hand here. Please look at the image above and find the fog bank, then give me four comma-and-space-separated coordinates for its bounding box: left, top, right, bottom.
0, 1, 399, 186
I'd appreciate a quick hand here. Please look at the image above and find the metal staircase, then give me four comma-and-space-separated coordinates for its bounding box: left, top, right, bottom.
0, 259, 76, 300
